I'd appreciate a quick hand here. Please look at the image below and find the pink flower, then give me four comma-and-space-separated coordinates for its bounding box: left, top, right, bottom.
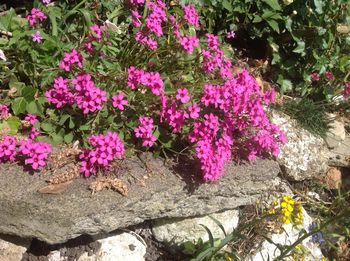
187, 103, 200, 119
45, 77, 74, 108
26, 8, 47, 27
112, 93, 128, 110
131, 10, 142, 27
176, 88, 190, 103
129, 0, 145, 5
134, 116, 157, 147
19, 140, 52, 170
32, 31, 43, 43
227, 31, 235, 39
179, 36, 199, 54
183, 5, 200, 27
72, 74, 107, 114
0, 105, 9, 119
79, 132, 125, 177
325, 71, 334, 81
310, 72, 320, 82
59, 49, 83, 72
343, 82, 350, 97
25, 114, 38, 125
42, 0, 51, 5
29, 127, 39, 140
0, 136, 17, 162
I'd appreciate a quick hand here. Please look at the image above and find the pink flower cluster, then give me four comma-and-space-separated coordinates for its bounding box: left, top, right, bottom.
310, 71, 334, 82
112, 92, 128, 110
159, 95, 186, 133
183, 5, 200, 28
169, 15, 199, 54
310, 72, 320, 82
325, 71, 334, 81
85, 24, 105, 53
25, 114, 39, 140
130, 0, 167, 49
19, 140, 52, 170
45, 76, 75, 108
26, 8, 47, 27
343, 82, 350, 97
59, 49, 83, 72
127, 66, 164, 96
46, 74, 107, 114
0, 136, 51, 170
72, 73, 107, 114
155, 69, 285, 181
79, 132, 125, 177
202, 34, 233, 79
0, 104, 9, 119
32, 31, 43, 44
0, 136, 17, 162
134, 116, 157, 147
190, 70, 286, 180
25, 113, 38, 125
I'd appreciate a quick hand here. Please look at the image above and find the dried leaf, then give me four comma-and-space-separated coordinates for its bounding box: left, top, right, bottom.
89, 177, 128, 196
38, 180, 73, 194
47, 166, 80, 184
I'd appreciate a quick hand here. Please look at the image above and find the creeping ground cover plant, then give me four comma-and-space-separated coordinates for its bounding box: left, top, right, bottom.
0, 0, 286, 181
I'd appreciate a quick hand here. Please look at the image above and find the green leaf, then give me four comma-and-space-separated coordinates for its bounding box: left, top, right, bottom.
199, 224, 214, 247
49, 13, 58, 37
293, 41, 305, 55
41, 122, 54, 132
253, 15, 262, 23
11, 97, 27, 115
278, 77, 293, 94
64, 132, 74, 143
222, 0, 233, 12
58, 114, 70, 125
266, 19, 279, 33
26, 101, 44, 117
50, 133, 63, 145
79, 9, 93, 28
262, 0, 281, 10
208, 215, 227, 236
6, 116, 21, 134
21, 86, 36, 101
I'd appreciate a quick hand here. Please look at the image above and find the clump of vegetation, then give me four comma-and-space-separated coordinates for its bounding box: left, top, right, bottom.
280, 99, 330, 137
0, 0, 286, 181
186, 0, 350, 99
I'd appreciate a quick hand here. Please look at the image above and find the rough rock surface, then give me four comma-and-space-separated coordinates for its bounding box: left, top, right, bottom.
248, 208, 324, 261
0, 235, 31, 261
152, 210, 239, 246
0, 156, 281, 244
271, 110, 329, 181
324, 115, 346, 149
328, 136, 350, 168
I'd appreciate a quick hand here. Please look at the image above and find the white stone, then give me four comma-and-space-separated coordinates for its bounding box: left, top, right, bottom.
77, 233, 146, 261
271, 110, 329, 181
0, 49, 6, 61
0, 238, 30, 261
328, 136, 350, 167
248, 208, 324, 261
47, 250, 61, 261
325, 119, 346, 149
152, 210, 239, 246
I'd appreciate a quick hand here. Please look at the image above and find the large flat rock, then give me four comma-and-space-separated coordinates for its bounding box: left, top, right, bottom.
0, 156, 281, 244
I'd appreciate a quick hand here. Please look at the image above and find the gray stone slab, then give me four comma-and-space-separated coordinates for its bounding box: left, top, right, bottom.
0, 156, 281, 244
